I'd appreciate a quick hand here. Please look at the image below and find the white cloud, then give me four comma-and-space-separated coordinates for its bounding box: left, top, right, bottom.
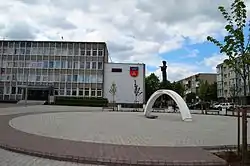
201, 53, 227, 72
0, 0, 248, 81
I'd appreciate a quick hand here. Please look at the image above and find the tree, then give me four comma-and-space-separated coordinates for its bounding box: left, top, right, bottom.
229, 83, 241, 103
109, 81, 117, 111
186, 92, 197, 104
133, 80, 143, 111
207, 0, 249, 163
198, 80, 209, 102
145, 73, 160, 101
207, 82, 217, 102
172, 81, 185, 97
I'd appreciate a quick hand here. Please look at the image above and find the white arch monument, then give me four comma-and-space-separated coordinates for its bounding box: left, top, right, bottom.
144, 89, 192, 121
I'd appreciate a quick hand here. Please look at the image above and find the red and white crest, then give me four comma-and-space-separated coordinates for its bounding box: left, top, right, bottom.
130, 67, 139, 77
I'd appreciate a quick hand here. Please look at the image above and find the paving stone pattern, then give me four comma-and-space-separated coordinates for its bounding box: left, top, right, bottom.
9, 111, 250, 146
0, 148, 102, 166
0, 105, 228, 165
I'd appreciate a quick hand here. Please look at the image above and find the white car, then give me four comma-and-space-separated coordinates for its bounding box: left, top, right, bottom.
213, 103, 221, 109
220, 103, 234, 110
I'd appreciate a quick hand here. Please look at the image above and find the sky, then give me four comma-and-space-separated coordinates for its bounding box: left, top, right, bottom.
0, 0, 249, 81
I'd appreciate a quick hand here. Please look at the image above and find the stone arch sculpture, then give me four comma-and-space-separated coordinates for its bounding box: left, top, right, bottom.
144, 89, 192, 121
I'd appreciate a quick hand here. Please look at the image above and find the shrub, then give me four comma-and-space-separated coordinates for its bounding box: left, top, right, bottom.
54, 96, 108, 107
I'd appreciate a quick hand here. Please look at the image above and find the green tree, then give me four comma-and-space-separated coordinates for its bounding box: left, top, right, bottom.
198, 80, 209, 102
206, 0, 249, 162
207, 82, 217, 102
145, 73, 160, 101
186, 92, 197, 104
172, 81, 185, 97
207, 0, 249, 105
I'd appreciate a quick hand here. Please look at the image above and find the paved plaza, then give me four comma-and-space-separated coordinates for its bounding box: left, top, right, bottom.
0, 105, 234, 165
9, 111, 248, 147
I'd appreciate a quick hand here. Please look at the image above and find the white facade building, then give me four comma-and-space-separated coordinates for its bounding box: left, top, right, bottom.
104, 63, 145, 104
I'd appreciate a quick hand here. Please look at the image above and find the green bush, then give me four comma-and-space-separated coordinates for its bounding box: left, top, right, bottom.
54, 96, 108, 107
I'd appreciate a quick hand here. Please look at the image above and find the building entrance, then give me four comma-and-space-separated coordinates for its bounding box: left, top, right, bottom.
27, 89, 49, 100
22, 86, 54, 101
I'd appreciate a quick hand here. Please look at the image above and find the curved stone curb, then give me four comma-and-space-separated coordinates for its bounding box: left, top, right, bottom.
0, 111, 227, 166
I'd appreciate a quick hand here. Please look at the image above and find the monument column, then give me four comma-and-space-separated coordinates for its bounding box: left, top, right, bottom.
160, 61, 167, 82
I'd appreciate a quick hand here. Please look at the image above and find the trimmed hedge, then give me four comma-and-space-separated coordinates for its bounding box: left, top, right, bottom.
54, 96, 108, 107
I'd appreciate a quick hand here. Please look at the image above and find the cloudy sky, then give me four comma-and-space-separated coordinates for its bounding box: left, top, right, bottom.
0, 0, 249, 81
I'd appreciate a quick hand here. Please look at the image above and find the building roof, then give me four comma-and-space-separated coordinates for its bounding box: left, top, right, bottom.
0, 39, 107, 45
177, 72, 217, 82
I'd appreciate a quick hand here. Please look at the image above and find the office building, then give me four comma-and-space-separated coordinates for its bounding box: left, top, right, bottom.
0, 40, 145, 104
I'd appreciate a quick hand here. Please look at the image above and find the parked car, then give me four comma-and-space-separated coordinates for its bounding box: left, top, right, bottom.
212, 103, 221, 109
214, 103, 234, 110
220, 103, 234, 110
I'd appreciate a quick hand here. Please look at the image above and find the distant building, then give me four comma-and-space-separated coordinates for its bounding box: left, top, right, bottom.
216, 62, 249, 103
0, 40, 145, 104
177, 73, 217, 100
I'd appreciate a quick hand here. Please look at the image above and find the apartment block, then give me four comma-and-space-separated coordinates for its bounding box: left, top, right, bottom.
178, 73, 217, 98
216, 62, 249, 102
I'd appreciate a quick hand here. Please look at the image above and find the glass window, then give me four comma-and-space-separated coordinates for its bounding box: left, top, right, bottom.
67, 75, 72, 82
7, 62, 13, 67
36, 75, 41, 82
43, 61, 48, 68
49, 74, 53, 81
86, 62, 91, 69
61, 61, 66, 68
85, 74, 90, 83
5, 86, 10, 94
55, 61, 61, 68
86, 50, 91, 56
80, 50, 85, 56
11, 87, 16, 94
92, 62, 96, 69
97, 89, 102, 97
80, 62, 85, 69
60, 75, 65, 82
72, 90, 77, 96
56, 48, 61, 55
67, 61, 72, 68
6, 75, 11, 80
91, 74, 97, 83
55, 75, 60, 82
79, 90, 83, 96
49, 61, 54, 68
43, 75, 48, 81
13, 62, 18, 67
73, 61, 79, 69
66, 90, 71, 95
60, 90, 65, 96
98, 50, 103, 56
74, 47, 79, 56
18, 87, 22, 94
84, 88, 89, 97
12, 74, 16, 81
91, 89, 96, 97
73, 75, 78, 82
92, 50, 97, 56
98, 62, 103, 70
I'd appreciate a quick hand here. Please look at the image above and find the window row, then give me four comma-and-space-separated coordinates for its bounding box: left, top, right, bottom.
1, 74, 103, 83
2, 87, 102, 97
2, 61, 103, 70
0, 48, 104, 56
56, 88, 102, 97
